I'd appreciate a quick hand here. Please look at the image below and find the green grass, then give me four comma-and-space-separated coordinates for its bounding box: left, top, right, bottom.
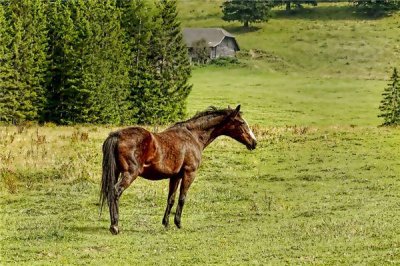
180, 2, 400, 79
188, 66, 384, 126
2, 2, 400, 265
1, 126, 400, 264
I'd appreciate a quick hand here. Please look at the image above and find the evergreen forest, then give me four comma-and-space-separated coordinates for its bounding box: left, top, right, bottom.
0, 0, 192, 125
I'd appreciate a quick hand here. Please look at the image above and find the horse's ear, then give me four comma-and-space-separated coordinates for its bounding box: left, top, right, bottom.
230, 104, 241, 118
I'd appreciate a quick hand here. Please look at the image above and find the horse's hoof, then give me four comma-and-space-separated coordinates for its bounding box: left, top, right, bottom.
109, 225, 119, 235
162, 220, 169, 228
174, 220, 181, 229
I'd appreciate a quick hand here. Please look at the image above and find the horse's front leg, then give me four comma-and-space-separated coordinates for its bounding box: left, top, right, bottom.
162, 177, 180, 227
174, 171, 196, 229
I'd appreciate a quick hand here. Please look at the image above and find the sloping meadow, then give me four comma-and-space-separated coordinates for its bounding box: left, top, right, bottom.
1, 124, 399, 264
2, 1, 400, 264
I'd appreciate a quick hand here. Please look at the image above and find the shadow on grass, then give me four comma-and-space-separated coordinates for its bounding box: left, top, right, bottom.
223, 25, 262, 35
69, 225, 104, 234
272, 5, 389, 20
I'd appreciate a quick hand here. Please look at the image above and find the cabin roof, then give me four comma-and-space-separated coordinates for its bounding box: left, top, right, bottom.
183, 28, 240, 50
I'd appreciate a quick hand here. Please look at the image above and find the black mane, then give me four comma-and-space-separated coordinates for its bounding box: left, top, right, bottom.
171, 106, 241, 130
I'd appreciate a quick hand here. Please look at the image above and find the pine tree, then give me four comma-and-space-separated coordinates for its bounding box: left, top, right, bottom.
379, 68, 400, 126
221, 0, 272, 28
118, 0, 154, 124
83, 0, 130, 124
6, 0, 48, 122
0, 3, 18, 123
47, 0, 129, 124
138, 0, 191, 125
46, 0, 78, 123
159, 0, 192, 121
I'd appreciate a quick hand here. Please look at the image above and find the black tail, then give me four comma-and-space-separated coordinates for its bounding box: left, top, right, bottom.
99, 133, 119, 217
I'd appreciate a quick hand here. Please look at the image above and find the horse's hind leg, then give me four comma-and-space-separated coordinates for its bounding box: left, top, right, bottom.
115, 170, 139, 198
162, 177, 180, 227
114, 155, 140, 198
109, 155, 139, 234
174, 171, 196, 229
109, 169, 120, 235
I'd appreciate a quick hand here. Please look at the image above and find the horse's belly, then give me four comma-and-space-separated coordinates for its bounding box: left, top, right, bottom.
140, 166, 178, 180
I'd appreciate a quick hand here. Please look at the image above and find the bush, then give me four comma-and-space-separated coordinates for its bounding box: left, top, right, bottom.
209, 57, 240, 66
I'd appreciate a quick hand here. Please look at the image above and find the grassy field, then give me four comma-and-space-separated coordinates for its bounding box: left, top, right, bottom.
1, 2, 400, 265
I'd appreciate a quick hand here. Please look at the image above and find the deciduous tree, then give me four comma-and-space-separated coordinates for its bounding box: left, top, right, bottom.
221, 0, 272, 28
352, 0, 400, 16
272, 0, 317, 11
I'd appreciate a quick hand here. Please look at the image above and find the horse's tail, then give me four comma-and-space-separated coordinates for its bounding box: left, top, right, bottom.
99, 133, 119, 217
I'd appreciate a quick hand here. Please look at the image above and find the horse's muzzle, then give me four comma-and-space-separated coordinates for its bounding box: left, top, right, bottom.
247, 140, 257, 150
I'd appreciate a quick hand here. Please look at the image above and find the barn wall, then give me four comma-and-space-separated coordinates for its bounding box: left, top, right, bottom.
215, 37, 236, 58
186, 37, 238, 61
210, 47, 217, 59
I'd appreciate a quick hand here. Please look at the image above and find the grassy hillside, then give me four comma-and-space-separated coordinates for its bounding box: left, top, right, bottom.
179, 2, 400, 79
1, 2, 400, 265
188, 67, 383, 126
180, 2, 400, 127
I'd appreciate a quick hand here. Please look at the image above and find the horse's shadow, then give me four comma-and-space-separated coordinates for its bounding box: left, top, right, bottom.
69, 225, 104, 234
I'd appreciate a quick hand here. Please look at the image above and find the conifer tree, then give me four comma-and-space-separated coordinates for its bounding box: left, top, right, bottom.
47, 0, 129, 124
379, 68, 400, 126
139, 0, 191, 124
0, 3, 18, 123
7, 0, 48, 122
118, 0, 154, 124
3, 0, 192, 125
83, 0, 130, 124
46, 0, 78, 123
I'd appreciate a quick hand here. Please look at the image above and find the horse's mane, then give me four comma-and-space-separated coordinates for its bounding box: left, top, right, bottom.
171, 106, 241, 130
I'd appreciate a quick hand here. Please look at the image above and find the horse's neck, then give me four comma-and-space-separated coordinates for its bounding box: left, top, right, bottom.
188, 116, 226, 149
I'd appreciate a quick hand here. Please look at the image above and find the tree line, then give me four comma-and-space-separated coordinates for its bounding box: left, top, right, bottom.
222, 0, 400, 27
0, 0, 191, 125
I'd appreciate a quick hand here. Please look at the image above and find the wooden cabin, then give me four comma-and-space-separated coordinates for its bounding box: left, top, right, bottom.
183, 28, 240, 61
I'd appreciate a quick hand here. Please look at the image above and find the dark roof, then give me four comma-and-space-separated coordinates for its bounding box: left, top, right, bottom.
183, 28, 240, 50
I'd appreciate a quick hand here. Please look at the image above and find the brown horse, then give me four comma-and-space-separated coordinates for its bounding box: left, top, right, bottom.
100, 105, 257, 234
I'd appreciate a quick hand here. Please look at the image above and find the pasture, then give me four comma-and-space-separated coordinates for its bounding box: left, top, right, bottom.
1, 2, 400, 265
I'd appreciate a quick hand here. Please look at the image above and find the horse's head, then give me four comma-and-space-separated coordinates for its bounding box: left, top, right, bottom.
223, 105, 257, 150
